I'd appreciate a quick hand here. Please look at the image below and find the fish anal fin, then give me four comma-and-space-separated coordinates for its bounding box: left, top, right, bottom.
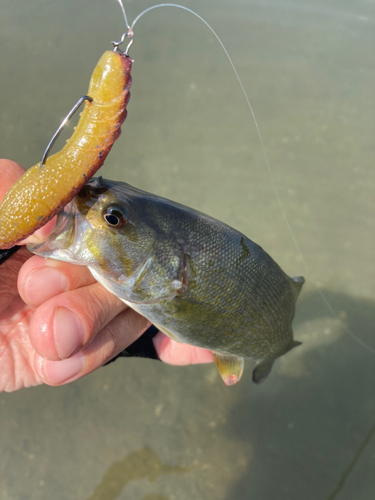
252, 359, 274, 384
212, 352, 244, 386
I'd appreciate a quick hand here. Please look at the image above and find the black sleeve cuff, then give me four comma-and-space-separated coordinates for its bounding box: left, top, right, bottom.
0, 246, 21, 265
103, 325, 160, 366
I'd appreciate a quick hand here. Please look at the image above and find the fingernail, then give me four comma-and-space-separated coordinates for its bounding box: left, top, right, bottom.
41, 353, 84, 385
53, 307, 84, 359
23, 267, 68, 305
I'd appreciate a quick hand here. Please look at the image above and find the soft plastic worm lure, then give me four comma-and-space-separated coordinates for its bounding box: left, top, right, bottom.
0, 41, 132, 250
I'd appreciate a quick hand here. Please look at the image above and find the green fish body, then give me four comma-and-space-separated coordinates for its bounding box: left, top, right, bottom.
28, 178, 304, 385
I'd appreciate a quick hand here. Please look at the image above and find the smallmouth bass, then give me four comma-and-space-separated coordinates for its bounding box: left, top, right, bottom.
27, 177, 304, 385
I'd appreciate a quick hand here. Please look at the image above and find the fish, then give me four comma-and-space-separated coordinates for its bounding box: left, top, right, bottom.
27, 177, 304, 385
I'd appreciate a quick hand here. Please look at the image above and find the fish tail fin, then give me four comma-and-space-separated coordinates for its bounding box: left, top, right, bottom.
252, 359, 274, 384
288, 339, 302, 351
279, 338, 302, 357
252, 340, 302, 384
291, 275, 305, 301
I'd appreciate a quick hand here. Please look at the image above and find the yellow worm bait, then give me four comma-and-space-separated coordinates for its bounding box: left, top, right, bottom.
0, 50, 132, 249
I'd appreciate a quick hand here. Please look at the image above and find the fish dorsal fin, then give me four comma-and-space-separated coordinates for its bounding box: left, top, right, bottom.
291, 275, 305, 301
212, 352, 244, 386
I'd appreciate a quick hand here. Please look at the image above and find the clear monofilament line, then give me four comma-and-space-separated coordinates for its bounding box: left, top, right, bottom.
127, 3, 375, 355
116, 0, 131, 30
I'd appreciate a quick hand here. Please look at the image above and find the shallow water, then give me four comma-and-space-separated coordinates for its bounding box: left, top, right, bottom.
0, 0, 374, 499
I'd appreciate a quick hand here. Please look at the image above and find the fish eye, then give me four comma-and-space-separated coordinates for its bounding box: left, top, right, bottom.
102, 205, 127, 228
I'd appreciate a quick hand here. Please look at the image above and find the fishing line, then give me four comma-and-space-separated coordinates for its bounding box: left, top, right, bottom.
116, 0, 131, 30
118, 1, 375, 355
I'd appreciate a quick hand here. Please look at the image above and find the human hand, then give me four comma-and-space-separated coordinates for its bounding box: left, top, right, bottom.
0, 159, 213, 393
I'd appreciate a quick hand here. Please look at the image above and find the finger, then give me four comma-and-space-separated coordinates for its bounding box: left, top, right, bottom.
29, 280, 128, 361
18, 255, 96, 307
21, 217, 57, 246
0, 247, 31, 315
153, 332, 214, 365
0, 159, 25, 199
33, 306, 150, 386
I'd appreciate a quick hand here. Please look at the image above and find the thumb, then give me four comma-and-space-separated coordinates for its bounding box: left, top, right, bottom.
0, 159, 25, 200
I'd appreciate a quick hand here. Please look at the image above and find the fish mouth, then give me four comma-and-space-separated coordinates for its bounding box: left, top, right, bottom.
26, 199, 88, 264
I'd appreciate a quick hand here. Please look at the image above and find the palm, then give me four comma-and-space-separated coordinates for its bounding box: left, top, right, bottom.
0, 247, 42, 391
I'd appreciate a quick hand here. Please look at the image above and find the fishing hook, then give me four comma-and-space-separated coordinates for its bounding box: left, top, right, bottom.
40, 95, 93, 168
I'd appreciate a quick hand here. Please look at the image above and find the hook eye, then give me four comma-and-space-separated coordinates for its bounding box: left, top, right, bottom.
111, 30, 134, 55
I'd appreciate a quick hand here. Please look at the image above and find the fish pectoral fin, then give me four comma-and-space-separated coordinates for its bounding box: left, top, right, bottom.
252, 359, 275, 384
130, 253, 184, 303
153, 322, 180, 343
212, 352, 244, 386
